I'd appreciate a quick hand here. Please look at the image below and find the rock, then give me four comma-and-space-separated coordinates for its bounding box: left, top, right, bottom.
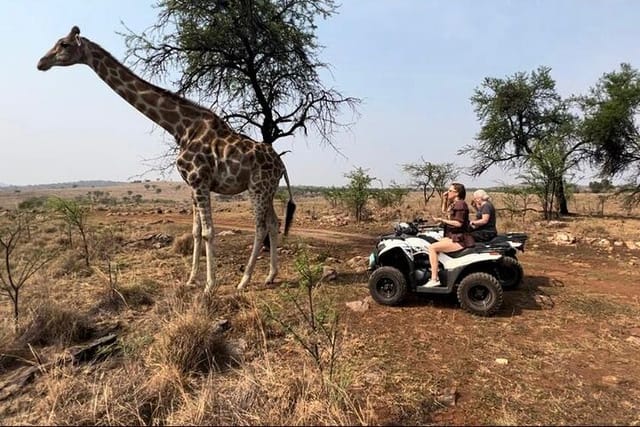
321, 266, 338, 281
552, 231, 576, 245
592, 238, 612, 248
436, 387, 458, 407
624, 241, 638, 250
547, 220, 568, 228
602, 375, 621, 385
347, 256, 368, 273
614, 241, 624, 247
346, 297, 371, 312
534, 294, 554, 309
495, 358, 509, 365
217, 230, 237, 236
626, 336, 640, 346
628, 327, 640, 337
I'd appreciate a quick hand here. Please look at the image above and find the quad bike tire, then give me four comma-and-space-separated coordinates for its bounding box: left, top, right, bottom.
368, 266, 408, 306
457, 272, 503, 317
497, 256, 524, 290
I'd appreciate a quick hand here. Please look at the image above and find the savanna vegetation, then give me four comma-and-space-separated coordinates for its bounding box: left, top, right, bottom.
3, 0, 640, 424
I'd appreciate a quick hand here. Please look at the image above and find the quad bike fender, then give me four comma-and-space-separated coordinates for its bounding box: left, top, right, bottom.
376, 246, 414, 275
442, 257, 505, 287
439, 252, 502, 271
377, 241, 415, 260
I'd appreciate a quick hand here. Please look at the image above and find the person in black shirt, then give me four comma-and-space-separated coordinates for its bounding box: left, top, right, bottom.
470, 189, 497, 242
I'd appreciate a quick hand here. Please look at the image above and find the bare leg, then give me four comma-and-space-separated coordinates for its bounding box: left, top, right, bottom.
428, 238, 463, 281
187, 197, 202, 286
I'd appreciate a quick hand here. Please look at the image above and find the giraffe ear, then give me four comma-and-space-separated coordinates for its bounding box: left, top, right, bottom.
69, 26, 82, 46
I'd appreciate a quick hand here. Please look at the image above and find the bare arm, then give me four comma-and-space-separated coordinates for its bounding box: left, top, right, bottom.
471, 213, 490, 227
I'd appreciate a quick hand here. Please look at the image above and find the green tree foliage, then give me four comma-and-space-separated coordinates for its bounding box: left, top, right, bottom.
322, 186, 344, 209
372, 182, 409, 209
265, 245, 340, 382
460, 67, 583, 215
122, 0, 360, 146
518, 138, 574, 219
580, 63, 640, 205
343, 167, 374, 222
402, 159, 460, 205
588, 179, 615, 193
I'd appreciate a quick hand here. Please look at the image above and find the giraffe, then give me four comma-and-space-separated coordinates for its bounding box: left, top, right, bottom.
37, 26, 296, 292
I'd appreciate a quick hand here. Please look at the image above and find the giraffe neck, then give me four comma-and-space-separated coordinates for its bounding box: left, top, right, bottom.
82, 38, 232, 142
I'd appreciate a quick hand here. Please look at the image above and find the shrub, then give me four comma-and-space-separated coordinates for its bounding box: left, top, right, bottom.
172, 233, 193, 256
152, 305, 236, 373
18, 302, 93, 346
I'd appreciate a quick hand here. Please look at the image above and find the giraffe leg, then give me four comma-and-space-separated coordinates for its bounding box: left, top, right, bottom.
264, 205, 280, 285
237, 223, 267, 290
237, 194, 268, 290
186, 198, 202, 286
193, 189, 216, 293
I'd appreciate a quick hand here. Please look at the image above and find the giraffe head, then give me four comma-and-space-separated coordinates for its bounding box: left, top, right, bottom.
37, 26, 87, 71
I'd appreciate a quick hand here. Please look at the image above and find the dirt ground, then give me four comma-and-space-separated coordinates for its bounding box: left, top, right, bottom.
0, 185, 639, 425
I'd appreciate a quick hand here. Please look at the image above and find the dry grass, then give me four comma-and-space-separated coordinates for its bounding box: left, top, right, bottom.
172, 232, 193, 256
94, 278, 159, 313
18, 302, 93, 347
150, 303, 237, 374
1, 185, 640, 425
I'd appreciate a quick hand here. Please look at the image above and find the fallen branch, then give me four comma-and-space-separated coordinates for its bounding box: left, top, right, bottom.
0, 333, 118, 401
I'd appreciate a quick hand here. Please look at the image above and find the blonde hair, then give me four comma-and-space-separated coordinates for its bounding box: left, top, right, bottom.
473, 189, 490, 201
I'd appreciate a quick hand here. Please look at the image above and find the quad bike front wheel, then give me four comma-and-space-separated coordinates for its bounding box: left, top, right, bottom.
368, 266, 408, 306
496, 256, 524, 290
457, 272, 503, 316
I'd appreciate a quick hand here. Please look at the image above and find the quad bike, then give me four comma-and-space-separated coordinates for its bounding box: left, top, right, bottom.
367, 221, 527, 316
416, 222, 527, 290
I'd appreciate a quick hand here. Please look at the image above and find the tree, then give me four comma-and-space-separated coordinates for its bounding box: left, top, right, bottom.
122, 0, 360, 147
402, 159, 460, 205
0, 221, 55, 329
460, 66, 581, 215
518, 137, 575, 219
580, 63, 640, 205
343, 167, 374, 222
48, 198, 91, 268
588, 179, 614, 193
371, 182, 409, 209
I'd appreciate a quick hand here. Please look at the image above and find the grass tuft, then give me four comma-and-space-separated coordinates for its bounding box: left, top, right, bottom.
18, 302, 93, 346
151, 304, 237, 373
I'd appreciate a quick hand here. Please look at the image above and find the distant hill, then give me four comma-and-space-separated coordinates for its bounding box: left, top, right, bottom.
0, 180, 126, 190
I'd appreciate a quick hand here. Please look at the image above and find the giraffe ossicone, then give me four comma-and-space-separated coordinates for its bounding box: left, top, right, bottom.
38, 26, 296, 292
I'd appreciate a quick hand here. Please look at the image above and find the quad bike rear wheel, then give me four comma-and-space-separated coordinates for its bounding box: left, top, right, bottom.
457, 272, 503, 316
496, 256, 524, 290
368, 266, 408, 306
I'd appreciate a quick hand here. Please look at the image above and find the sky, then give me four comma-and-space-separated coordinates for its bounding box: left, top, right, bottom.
1, 0, 640, 188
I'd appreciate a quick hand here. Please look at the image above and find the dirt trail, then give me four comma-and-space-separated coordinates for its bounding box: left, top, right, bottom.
123, 211, 380, 248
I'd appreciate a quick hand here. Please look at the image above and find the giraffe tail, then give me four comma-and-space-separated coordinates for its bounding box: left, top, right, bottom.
282, 168, 296, 236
